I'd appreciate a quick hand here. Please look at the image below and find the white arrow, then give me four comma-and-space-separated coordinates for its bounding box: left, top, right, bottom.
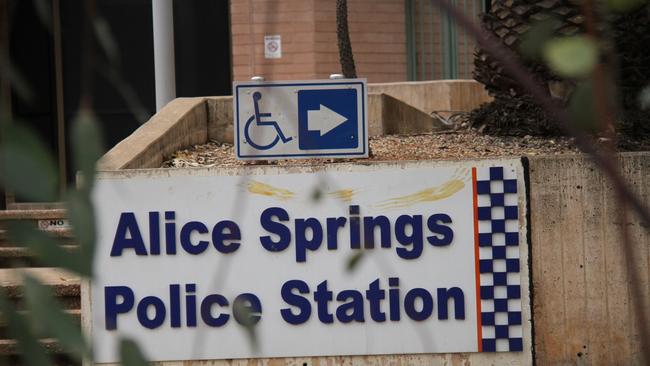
307, 104, 348, 135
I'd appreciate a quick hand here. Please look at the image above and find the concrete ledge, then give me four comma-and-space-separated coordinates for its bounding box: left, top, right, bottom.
369, 79, 491, 114
368, 93, 448, 136
98, 98, 208, 170
380, 93, 449, 135
206, 96, 234, 143
99, 81, 489, 168
0, 209, 67, 220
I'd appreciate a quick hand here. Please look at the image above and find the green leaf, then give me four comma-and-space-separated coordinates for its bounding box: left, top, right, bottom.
346, 251, 364, 272
543, 36, 598, 78
94, 17, 120, 67
100, 68, 151, 124
5, 221, 91, 276
568, 81, 599, 134
0, 55, 34, 103
65, 189, 96, 274
638, 84, 650, 110
119, 338, 148, 366
32, 0, 53, 31
232, 299, 259, 352
311, 187, 323, 202
23, 275, 91, 361
0, 124, 58, 201
0, 290, 50, 366
605, 0, 646, 12
70, 110, 104, 191
520, 17, 561, 59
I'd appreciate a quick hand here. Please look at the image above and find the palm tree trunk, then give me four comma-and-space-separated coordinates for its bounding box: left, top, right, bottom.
336, 0, 357, 78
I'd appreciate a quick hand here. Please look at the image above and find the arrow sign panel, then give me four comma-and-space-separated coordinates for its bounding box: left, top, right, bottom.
307, 104, 348, 136
233, 79, 367, 160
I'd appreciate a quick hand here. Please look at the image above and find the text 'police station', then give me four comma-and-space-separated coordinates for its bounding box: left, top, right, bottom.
104, 205, 467, 330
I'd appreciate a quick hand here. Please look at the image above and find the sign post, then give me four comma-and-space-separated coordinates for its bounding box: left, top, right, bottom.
233, 79, 368, 160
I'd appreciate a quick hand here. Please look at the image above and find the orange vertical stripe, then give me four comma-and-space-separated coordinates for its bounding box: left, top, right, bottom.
472, 167, 483, 352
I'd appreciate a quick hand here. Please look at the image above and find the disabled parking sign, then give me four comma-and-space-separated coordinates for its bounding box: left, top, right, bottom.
234, 79, 367, 159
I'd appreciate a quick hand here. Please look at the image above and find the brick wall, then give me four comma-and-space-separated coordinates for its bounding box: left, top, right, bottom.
230, 0, 407, 83
230, 0, 318, 81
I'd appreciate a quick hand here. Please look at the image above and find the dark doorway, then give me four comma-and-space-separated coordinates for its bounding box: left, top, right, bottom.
8, 0, 61, 200
60, 0, 157, 183
4, 0, 232, 207
173, 0, 232, 97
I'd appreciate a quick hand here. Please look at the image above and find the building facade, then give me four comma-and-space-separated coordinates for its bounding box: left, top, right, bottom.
230, 0, 485, 82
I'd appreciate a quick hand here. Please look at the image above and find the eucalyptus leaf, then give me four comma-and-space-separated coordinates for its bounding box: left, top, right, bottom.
346, 251, 364, 272
605, 0, 646, 12
0, 290, 50, 366
0, 124, 58, 201
311, 187, 323, 202
520, 17, 561, 59
70, 110, 104, 191
233, 298, 259, 352
32, 0, 52, 31
23, 275, 91, 361
568, 81, 599, 134
0, 55, 34, 103
65, 189, 96, 273
119, 338, 148, 366
543, 36, 598, 78
94, 17, 120, 67
100, 67, 151, 124
6, 221, 91, 276
638, 84, 650, 110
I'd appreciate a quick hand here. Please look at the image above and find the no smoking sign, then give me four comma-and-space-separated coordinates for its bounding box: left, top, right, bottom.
264, 35, 282, 59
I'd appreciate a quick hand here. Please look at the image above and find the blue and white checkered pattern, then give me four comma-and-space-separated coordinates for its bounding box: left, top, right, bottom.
476, 166, 523, 352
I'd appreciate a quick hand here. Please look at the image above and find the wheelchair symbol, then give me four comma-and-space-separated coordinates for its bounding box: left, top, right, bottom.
244, 92, 293, 150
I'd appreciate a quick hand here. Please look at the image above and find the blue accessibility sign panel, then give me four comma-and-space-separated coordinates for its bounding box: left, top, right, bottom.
298, 89, 358, 150
234, 79, 367, 160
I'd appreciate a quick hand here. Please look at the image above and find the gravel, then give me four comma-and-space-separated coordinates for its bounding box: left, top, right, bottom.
160, 130, 649, 168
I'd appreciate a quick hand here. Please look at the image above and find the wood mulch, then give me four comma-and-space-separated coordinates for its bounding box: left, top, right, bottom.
160, 130, 650, 168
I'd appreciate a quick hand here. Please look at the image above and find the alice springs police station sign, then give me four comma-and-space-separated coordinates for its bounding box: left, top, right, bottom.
85, 160, 531, 363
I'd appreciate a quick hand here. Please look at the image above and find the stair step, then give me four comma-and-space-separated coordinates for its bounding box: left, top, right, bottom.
0, 338, 66, 355
0, 228, 76, 248
0, 268, 80, 310
0, 309, 81, 340
0, 309, 80, 327
0, 212, 82, 364
0, 228, 75, 240
0, 209, 67, 221
0, 246, 79, 268
0, 213, 71, 241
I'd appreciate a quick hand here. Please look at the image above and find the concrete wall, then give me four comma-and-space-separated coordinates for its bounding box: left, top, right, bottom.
98, 98, 208, 170
528, 153, 649, 366
370, 93, 449, 136
229, 0, 407, 82
369, 79, 491, 114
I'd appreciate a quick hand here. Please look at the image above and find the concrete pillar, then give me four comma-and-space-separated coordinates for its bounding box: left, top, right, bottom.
152, 0, 176, 111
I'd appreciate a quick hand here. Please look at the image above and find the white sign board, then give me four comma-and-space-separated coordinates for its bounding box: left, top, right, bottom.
233, 79, 368, 160
264, 35, 281, 59
87, 160, 531, 363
